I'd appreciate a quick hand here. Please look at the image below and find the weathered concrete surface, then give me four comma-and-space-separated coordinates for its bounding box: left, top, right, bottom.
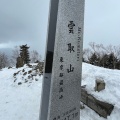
81, 86, 114, 118
95, 79, 105, 92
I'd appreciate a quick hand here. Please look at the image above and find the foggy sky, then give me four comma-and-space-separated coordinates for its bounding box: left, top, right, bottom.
0, 0, 50, 57
84, 0, 120, 48
0, 0, 120, 57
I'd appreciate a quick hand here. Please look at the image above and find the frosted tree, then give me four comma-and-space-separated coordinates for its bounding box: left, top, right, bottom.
20, 44, 30, 64
0, 52, 9, 69
10, 46, 20, 66
30, 50, 41, 63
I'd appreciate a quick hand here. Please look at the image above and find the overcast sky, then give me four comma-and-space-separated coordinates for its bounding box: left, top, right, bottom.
0, 0, 120, 58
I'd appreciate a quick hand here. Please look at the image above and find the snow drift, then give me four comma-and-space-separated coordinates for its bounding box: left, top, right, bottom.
0, 63, 120, 120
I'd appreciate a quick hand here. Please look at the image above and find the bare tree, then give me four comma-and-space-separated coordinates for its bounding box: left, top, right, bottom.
30, 50, 42, 63
10, 46, 20, 66
83, 48, 92, 62
0, 52, 9, 69
103, 45, 120, 69
84, 42, 120, 69
89, 42, 105, 55
89, 42, 108, 66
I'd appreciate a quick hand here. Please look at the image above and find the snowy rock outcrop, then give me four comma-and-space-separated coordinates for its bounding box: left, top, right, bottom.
13, 63, 43, 86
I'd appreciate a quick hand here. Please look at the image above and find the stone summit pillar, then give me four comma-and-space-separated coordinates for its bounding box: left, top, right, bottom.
39, 0, 85, 120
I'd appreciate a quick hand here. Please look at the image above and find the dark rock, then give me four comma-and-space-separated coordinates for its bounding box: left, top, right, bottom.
13, 73, 17, 76
23, 72, 27, 76
27, 64, 33, 68
13, 71, 21, 77
14, 79, 17, 82
18, 82, 22, 85
28, 75, 31, 79
25, 80, 28, 83
8, 66, 12, 69
35, 78, 38, 81
28, 70, 32, 74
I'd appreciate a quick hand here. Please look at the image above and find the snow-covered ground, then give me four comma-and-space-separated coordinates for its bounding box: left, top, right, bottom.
0, 63, 120, 120
0, 64, 43, 120
81, 63, 120, 120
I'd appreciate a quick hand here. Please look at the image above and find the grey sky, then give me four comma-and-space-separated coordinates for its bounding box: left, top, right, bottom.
0, 0, 50, 57
0, 0, 120, 57
84, 0, 120, 47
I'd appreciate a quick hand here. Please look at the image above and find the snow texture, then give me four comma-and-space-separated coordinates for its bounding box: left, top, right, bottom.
0, 63, 120, 120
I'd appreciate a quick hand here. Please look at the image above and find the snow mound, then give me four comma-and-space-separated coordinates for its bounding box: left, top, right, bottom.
0, 62, 120, 120
0, 63, 43, 120
12, 64, 43, 86
81, 63, 120, 120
